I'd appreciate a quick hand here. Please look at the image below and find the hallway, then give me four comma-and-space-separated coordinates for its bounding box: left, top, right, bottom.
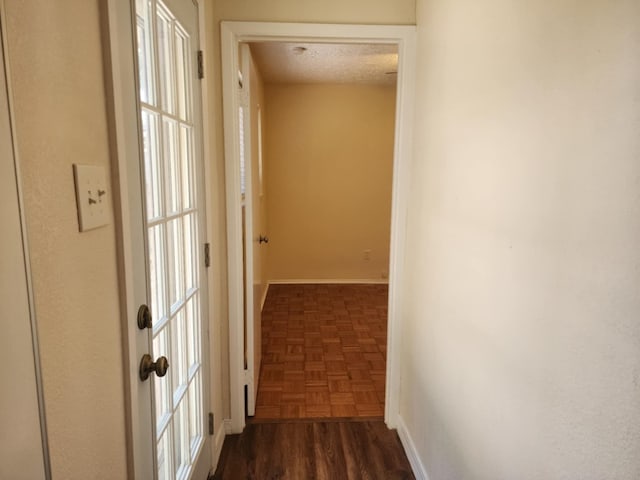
254, 284, 388, 419
212, 420, 415, 479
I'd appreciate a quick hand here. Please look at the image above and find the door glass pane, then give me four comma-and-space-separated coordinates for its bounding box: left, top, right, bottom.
174, 27, 191, 121
183, 213, 197, 292
142, 109, 163, 220
186, 295, 200, 375
148, 224, 167, 323
163, 118, 180, 215
157, 424, 173, 480
188, 371, 202, 455
136, 0, 156, 105
153, 327, 172, 430
180, 125, 194, 209
173, 399, 190, 479
156, 4, 176, 115
167, 217, 184, 310
171, 308, 188, 391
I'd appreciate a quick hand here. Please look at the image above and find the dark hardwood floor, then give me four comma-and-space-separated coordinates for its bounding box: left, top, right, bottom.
212, 420, 415, 480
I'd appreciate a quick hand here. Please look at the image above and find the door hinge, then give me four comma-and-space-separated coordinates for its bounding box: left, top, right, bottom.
197, 50, 204, 79
208, 412, 214, 436
204, 242, 210, 268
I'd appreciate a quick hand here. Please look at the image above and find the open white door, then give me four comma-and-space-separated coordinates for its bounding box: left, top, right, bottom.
0, 13, 50, 478
105, 0, 211, 478
238, 43, 263, 417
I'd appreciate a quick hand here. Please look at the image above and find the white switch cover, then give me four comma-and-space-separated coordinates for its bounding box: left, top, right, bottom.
73, 164, 110, 232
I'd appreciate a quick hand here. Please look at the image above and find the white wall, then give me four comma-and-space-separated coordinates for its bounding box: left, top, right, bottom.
3, 1, 128, 478
400, 0, 640, 478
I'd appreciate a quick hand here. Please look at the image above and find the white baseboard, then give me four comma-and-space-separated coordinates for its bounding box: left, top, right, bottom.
223, 418, 234, 434
211, 421, 226, 472
396, 415, 430, 480
260, 283, 270, 311
267, 279, 389, 285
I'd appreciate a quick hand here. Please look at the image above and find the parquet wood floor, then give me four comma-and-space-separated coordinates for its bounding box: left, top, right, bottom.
212, 421, 415, 480
254, 284, 388, 420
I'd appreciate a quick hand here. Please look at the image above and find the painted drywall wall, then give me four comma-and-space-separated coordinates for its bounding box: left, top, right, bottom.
3, 1, 128, 478
400, 0, 640, 478
211, 0, 415, 418
0, 39, 46, 480
264, 84, 396, 281
214, 0, 415, 25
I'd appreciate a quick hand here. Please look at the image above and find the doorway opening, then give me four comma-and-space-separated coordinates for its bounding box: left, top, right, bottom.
245, 40, 397, 420
222, 22, 416, 434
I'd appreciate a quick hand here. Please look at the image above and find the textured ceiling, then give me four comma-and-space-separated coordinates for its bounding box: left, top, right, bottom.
249, 42, 398, 86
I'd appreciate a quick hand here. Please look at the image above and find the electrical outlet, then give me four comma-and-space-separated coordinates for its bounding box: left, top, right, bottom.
73, 164, 110, 232
363, 249, 372, 261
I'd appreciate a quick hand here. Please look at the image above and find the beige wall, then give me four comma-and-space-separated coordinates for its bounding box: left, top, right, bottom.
3, 1, 127, 478
214, 0, 415, 25
401, 0, 640, 478
264, 84, 396, 281
210, 0, 416, 418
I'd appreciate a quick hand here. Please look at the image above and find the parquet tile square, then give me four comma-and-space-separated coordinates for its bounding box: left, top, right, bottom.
330, 404, 359, 417
306, 391, 331, 405
255, 405, 280, 418
254, 284, 388, 420
257, 391, 282, 406
305, 370, 327, 382
353, 390, 380, 405
330, 392, 356, 405
328, 379, 352, 393
305, 404, 332, 417
355, 403, 384, 416
281, 405, 305, 417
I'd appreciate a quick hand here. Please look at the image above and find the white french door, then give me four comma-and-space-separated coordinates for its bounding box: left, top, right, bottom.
133, 0, 210, 478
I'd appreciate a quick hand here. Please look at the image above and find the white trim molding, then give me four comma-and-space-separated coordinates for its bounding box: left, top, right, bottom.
212, 422, 226, 473
223, 419, 234, 435
396, 415, 430, 480
221, 21, 416, 434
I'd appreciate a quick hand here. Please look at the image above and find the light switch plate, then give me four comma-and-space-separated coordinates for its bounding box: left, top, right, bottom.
73, 164, 110, 232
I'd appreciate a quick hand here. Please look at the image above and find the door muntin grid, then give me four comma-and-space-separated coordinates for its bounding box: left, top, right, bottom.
135, 1, 204, 479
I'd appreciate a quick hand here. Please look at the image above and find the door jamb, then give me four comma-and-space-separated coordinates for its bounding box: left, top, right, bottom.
221, 21, 416, 434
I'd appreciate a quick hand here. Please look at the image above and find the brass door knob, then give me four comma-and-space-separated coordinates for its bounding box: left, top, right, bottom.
139, 354, 169, 381
137, 304, 152, 329
259, 235, 269, 244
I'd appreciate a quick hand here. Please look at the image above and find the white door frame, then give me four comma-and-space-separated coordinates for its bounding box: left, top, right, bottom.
103, 1, 213, 477
221, 21, 416, 433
